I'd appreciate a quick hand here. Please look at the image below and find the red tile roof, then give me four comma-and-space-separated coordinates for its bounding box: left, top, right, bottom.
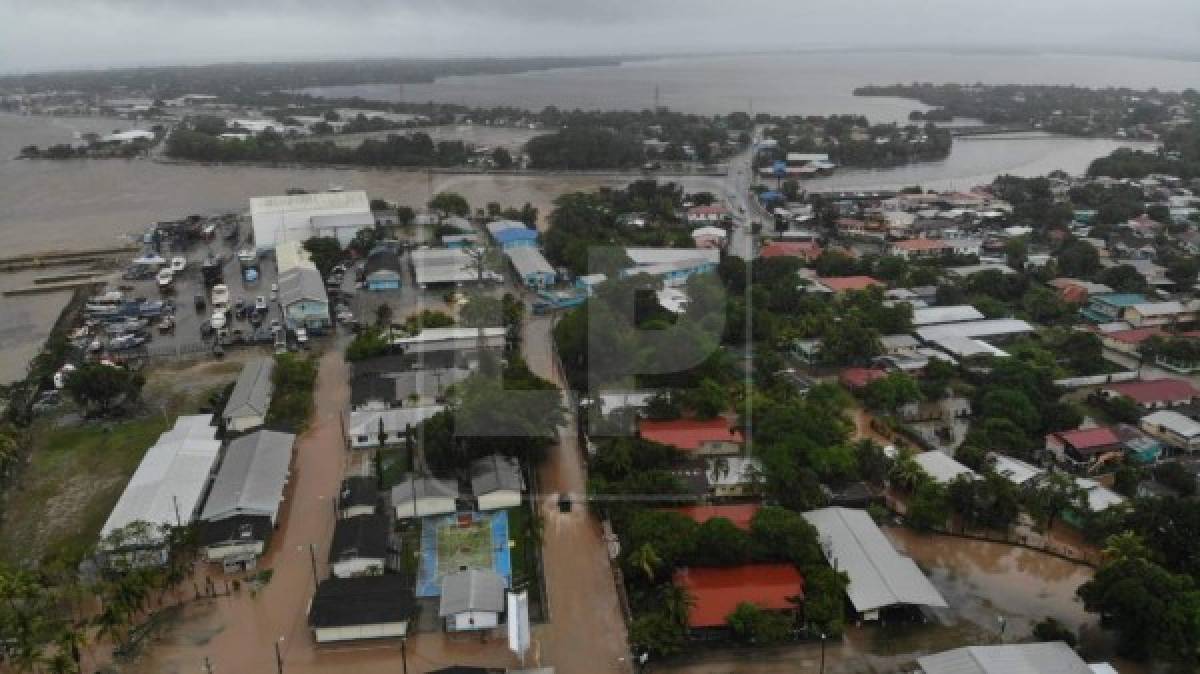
1105, 379, 1200, 405
674, 564, 804, 628
1058, 284, 1089, 304
892, 238, 950, 251
1104, 328, 1163, 345
671, 504, 761, 530
638, 418, 744, 452
760, 241, 822, 260
818, 276, 883, 292
839, 367, 887, 389
1049, 427, 1120, 450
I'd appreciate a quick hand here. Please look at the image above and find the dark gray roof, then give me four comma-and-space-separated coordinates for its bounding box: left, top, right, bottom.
309, 575, 415, 628
438, 568, 506, 616
278, 266, 327, 308
366, 250, 403, 277
198, 514, 272, 548
469, 454, 522, 496
350, 367, 471, 408
390, 475, 460, 504
200, 430, 295, 523
330, 513, 390, 563
339, 476, 379, 512
224, 358, 274, 420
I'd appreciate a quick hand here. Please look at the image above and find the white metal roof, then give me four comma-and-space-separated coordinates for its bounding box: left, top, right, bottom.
930, 335, 1010, 358
625, 247, 720, 267
439, 568, 506, 616
250, 190, 370, 215
913, 451, 976, 484
912, 305, 985, 326
988, 454, 1043, 486
1075, 478, 1126, 512
411, 247, 479, 285
486, 219, 526, 235
802, 507, 948, 613
506, 247, 556, 278
224, 358, 274, 421
918, 642, 1091, 674
1141, 409, 1200, 438
101, 415, 221, 543
200, 430, 295, 524
1129, 301, 1189, 316
916, 319, 1034, 342
274, 241, 317, 274
346, 406, 446, 439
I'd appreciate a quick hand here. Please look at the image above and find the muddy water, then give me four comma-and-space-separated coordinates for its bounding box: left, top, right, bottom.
522, 315, 634, 674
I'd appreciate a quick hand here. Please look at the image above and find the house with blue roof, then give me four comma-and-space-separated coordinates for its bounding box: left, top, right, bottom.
486, 220, 539, 250
1081, 292, 1147, 323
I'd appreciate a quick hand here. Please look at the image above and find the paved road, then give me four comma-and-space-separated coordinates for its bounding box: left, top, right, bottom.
521, 315, 633, 674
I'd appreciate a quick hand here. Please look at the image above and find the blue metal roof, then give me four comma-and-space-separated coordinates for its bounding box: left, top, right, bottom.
1091, 292, 1147, 307
492, 228, 539, 244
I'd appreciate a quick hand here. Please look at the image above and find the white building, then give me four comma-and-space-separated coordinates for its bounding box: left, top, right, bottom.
1139, 410, 1200, 452
913, 451, 976, 485
100, 416, 221, 564
222, 358, 274, 433
249, 190, 374, 250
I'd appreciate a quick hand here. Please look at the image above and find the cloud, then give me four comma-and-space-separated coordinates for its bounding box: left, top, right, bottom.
0, 0, 1197, 72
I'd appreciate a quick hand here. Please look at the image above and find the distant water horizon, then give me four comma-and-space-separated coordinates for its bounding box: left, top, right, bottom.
300, 50, 1200, 122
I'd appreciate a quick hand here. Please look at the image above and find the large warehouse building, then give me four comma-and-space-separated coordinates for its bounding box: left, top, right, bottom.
250, 190, 374, 250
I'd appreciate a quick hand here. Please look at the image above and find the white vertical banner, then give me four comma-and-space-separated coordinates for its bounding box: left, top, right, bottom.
507, 589, 530, 664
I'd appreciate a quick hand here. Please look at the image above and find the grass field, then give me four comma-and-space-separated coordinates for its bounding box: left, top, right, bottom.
435, 518, 494, 576
0, 416, 170, 565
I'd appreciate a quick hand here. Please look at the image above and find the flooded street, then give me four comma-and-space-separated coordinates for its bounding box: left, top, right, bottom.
126, 349, 518, 674
522, 315, 633, 674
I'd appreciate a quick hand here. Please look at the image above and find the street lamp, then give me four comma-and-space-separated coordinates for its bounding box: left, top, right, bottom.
819, 632, 827, 674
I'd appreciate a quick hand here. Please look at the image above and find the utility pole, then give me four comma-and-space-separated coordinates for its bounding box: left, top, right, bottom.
203, 656, 214, 674
274, 638, 284, 674
400, 636, 409, 674
308, 543, 319, 587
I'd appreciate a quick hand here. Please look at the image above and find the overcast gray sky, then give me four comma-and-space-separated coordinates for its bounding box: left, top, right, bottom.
2, 0, 1199, 72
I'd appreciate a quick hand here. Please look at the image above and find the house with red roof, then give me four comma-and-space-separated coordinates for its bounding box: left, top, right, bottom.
686, 205, 730, 225
886, 238, 982, 260
815, 276, 884, 294
1045, 427, 1123, 468
638, 418, 744, 456
759, 241, 822, 261
673, 564, 804, 630
671, 504, 761, 530
1102, 378, 1200, 409
839, 368, 887, 390
1099, 327, 1164, 355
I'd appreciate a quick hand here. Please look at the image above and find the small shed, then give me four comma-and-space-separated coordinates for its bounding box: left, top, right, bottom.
469, 454, 523, 511
223, 358, 274, 433
391, 475, 460, 519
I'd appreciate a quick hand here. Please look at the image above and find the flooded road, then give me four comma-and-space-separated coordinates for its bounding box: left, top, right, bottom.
128, 349, 518, 674
521, 315, 633, 674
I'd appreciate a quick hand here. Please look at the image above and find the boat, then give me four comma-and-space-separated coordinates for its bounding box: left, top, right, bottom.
170, 257, 186, 272
237, 248, 257, 265
132, 254, 167, 267
157, 268, 173, 288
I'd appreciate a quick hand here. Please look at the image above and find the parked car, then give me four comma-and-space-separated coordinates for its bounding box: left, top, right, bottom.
254, 296, 267, 312
210, 284, 230, 309
139, 300, 165, 318
269, 319, 282, 334
110, 334, 146, 351
295, 327, 308, 346
158, 316, 175, 333
170, 257, 186, 273
211, 311, 227, 330
244, 267, 259, 283
194, 294, 206, 311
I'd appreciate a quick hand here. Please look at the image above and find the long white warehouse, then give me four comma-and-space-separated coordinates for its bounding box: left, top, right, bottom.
250, 190, 374, 250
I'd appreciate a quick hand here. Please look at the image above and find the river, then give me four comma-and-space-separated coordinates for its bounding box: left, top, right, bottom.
300, 50, 1200, 120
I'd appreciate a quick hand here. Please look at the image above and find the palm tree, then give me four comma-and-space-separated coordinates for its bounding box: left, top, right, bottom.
659, 585, 694, 628
628, 543, 662, 583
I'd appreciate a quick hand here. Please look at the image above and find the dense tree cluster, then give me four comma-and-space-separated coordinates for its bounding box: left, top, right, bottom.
167, 126, 469, 167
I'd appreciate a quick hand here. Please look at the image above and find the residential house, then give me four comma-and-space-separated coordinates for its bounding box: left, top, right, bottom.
308, 575, 415, 644
623, 248, 720, 287
912, 451, 976, 485
1124, 300, 1198, 328
839, 367, 887, 390
686, 205, 730, 225
1081, 293, 1147, 323
1044, 427, 1123, 469
470, 454, 523, 511
1139, 409, 1200, 453
391, 475, 460, 519
338, 476, 380, 519
351, 368, 471, 411
813, 276, 884, 294
439, 569, 506, 633
1102, 378, 1200, 409
880, 335, 920, 358
706, 456, 764, 498
759, 241, 821, 261
1099, 327, 1163, 355
329, 512, 390, 578
691, 226, 728, 249
345, 406, 446, 449
918, 642, 1099, 674
506, 247, 557, 289
278, 266, 330, 331
886, 238, 981, 260
638, 418, 744, 457
988, 453, 1044, 487
364, 249, 403, 291
1047, 278, 1112, 304
672, 565, 804, 634
911, 305, 985, 326
222, 358, 274, 433
199, 431, 295, 568
486, 220, 539, 250
1114, 423, 1164, 464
